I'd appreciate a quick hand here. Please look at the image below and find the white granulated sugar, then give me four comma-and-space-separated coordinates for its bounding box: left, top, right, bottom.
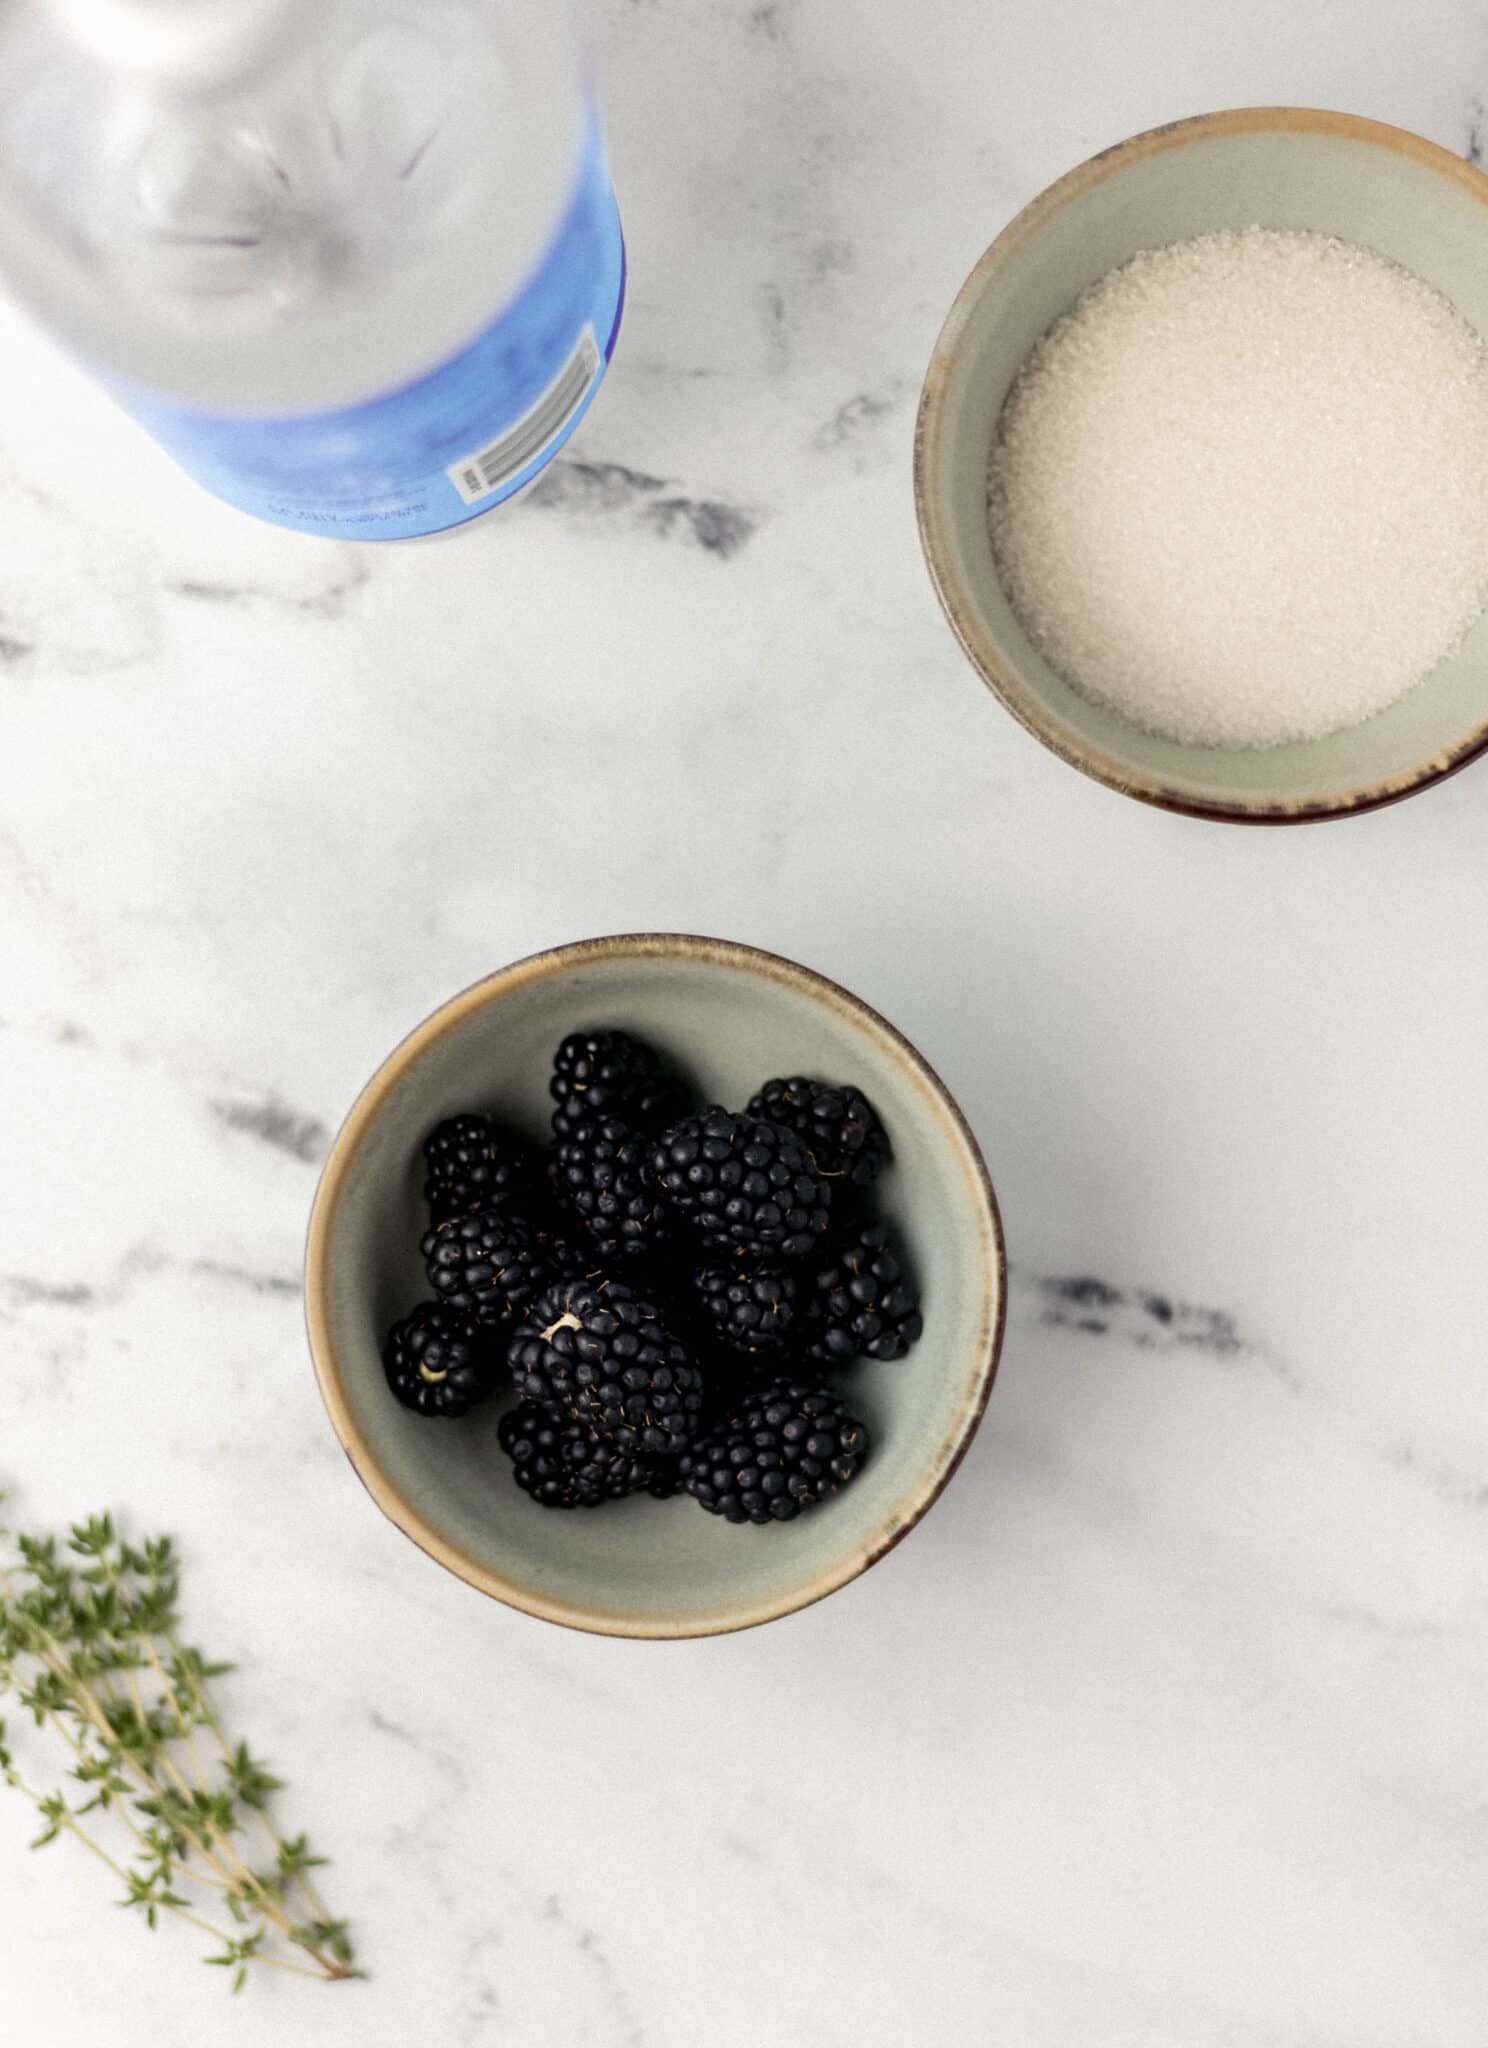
987, 228, 1488, 748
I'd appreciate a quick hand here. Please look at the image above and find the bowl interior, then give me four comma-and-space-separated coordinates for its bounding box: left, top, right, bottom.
309, 940, 1003, 1637
919, 110, 1488, 817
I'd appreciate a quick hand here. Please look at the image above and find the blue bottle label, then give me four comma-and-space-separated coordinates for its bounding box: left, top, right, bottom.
113, 108, 625, 541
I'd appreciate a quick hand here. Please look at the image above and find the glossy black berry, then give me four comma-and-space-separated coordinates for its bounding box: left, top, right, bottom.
422, 1112, 538, 1224
421, 1210, 555, 1328
641, 1461, 683, 1501
529, 1221, 594, 1280
497, 1401, 663, 1508
681, 1378, 870, 1523
650, 1108, 832, 1260
506, 1278, 705, 1455
549, 1030, 688, 1141
382, 1303, 495, 1418
694, 1264, 798, 1356
806, 1222, 923, 1364
745, 1078, 890, 1187
549, 1114, 673, 1265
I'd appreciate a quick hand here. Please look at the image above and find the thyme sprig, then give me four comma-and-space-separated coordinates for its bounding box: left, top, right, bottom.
0, 1506, 360, 1991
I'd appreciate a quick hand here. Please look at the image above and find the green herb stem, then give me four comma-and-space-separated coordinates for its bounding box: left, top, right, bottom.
24, 1632, 250, 1898
167, 1633, 336, 1927
0, 1509, 360, 1990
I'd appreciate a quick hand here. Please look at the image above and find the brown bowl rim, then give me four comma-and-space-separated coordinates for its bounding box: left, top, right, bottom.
303, 932, 1008, 1639
914, 104, 1488, 825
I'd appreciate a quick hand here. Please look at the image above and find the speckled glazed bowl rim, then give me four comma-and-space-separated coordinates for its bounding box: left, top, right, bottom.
914, 105, 1488, 825
304, 933, 1007, 1639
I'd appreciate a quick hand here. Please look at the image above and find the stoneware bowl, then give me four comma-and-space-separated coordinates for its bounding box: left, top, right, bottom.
305, 934, 1006, 1638
915, 107, 1488, 823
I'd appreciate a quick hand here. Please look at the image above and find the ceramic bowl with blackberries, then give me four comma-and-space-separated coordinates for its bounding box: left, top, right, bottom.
306, 934, 1005, 1637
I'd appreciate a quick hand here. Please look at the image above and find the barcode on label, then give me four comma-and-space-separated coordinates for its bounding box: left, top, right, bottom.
447, 326, 601, 504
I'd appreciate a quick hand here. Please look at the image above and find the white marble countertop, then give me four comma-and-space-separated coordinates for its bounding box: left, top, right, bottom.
3, 1, 1486, 2041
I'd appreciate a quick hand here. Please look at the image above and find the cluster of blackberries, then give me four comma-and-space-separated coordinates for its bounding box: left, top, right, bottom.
381, 1029, 923, 1524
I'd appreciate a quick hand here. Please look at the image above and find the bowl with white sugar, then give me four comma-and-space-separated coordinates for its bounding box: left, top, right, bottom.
915, 107, 1488, 821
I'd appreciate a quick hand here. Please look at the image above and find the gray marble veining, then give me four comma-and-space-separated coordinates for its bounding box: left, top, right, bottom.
1, 1, 1486, 2043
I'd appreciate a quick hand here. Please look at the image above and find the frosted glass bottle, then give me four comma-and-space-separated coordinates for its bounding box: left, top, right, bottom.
0, 0, 625, 538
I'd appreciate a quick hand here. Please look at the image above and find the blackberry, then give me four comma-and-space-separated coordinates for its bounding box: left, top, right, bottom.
694, 1263, 798, 1356
506, 1278, 704, 1455
550, 1029, 688, 1141
549, 1114, 673, 1265
641, 1461, 683, 1501
422, 1112, 538, 1223
421, 1210, 555, 1328
681, 1378, 869, 1524
497, 1402, 660, 1508
529, 1221, 593, 1280
382, 1303, 495, 1418
650, 1109, 832, 1260
806, 1222, 923, 1364
745, 1077, 890, 1187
